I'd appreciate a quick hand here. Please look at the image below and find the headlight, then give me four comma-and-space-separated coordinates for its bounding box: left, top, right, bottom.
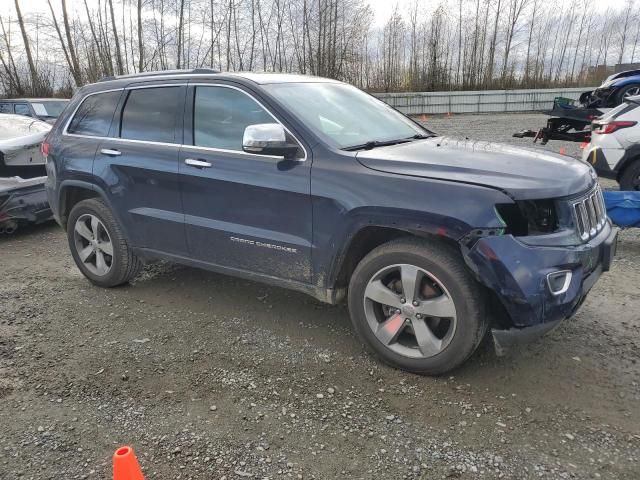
495, 200, 558, 236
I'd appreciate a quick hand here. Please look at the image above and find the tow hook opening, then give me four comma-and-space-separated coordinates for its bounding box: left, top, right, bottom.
547, 270, 572, 296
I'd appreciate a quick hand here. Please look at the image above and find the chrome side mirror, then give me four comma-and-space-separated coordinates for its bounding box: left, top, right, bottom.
243, 123, 299, 159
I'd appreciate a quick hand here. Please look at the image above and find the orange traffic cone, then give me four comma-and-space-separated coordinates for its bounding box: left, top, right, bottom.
420, 114, 429, 122
559, 147, 567, 155
113, 446, 144, 480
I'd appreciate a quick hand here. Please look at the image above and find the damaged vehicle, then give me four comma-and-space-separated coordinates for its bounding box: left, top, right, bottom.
45, 70, 617, 374
580, 69, 640, 108
0, 114, 52, 233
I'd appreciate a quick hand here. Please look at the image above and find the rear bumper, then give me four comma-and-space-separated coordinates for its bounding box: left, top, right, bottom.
0, 179, 52, 229
582, 146, 619, 179
463, 224, 617, 347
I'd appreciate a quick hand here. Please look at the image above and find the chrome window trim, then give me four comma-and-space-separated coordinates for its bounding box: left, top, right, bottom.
181, 143, 284, 160
62, 83, 307, 162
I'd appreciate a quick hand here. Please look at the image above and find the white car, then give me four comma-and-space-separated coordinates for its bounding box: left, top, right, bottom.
582, 97, 640, 190
0, 113, 52, 233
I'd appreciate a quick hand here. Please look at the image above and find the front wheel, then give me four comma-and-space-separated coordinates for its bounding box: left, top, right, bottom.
615, 83, 640, 105
347, 237, 488, 375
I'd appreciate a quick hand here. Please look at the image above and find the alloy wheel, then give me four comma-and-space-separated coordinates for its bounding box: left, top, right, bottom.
363, 264, 457, 359
623, 86, 640, 99
73, 213, 114, 276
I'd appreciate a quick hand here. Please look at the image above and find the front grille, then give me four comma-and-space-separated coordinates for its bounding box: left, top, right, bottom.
573, 186, 607, 241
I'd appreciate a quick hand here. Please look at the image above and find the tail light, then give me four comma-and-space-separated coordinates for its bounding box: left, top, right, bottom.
592, 120, 637, 134
41, 139, 50, 163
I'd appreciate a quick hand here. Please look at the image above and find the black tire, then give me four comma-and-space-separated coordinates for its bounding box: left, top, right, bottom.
67, 198, 142, 287
615, 83, 640, 106
619, 159, 640, 191
347, 237, 487, 375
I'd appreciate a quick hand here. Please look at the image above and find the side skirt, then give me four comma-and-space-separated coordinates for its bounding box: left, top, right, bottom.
134, 247, 341, 305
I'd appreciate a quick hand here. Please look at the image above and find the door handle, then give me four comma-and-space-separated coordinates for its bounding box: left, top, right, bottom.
100, 148, 121, 157
185, 158, 212, 168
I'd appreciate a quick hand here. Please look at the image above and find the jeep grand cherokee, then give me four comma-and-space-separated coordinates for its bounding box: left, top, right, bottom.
44, 70, 618, 374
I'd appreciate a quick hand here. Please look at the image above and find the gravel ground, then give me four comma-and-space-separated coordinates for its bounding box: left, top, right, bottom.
1, 113, 639, 480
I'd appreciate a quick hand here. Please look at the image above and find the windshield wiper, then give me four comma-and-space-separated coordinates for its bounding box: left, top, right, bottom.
343, 138, 413, 151
343, 132, 435, 152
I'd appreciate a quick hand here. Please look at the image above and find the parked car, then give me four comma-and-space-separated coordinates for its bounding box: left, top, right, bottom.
44, 70, 617, 374
0, 114, 52, 233
580, 69, 640, 108
582, 97, 640, 190
0, 98, 70, 124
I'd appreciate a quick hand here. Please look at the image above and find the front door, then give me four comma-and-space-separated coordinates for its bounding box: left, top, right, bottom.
92, 84, 188, 255
179, 83, 312, 282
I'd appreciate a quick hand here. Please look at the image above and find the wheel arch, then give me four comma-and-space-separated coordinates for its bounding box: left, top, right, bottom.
614, 145, 640, 184
58, 180, 115, 229
325, 223, 463, 296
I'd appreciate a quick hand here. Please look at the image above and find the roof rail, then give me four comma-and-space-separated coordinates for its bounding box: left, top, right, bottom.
98, 68, 220, 83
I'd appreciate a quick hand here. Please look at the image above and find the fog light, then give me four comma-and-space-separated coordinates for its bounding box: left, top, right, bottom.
547, 270, 572, 295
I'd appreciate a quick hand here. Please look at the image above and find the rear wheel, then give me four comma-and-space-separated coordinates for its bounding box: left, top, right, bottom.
347, 237, 488, 375
619, 159, 640, 191
67, 198, 142, 287
615, 83, 640, 105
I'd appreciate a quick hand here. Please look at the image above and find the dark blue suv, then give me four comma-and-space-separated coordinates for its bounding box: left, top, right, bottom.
45, 69, 618, 374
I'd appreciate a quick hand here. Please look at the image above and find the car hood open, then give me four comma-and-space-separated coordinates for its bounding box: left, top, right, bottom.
355, 137, 595, 200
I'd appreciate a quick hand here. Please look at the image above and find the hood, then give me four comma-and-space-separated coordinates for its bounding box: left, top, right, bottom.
356, 137, 595, 200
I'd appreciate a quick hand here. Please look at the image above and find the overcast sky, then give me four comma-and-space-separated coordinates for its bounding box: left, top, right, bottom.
12, 0, 635, 27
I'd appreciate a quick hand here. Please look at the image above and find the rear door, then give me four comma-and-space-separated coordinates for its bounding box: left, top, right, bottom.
179, 82, 313, 282
92, 83, 188, 255
59, 89, 123, 186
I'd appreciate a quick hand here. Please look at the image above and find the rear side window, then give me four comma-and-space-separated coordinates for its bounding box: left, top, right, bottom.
120, 87, 181, 143
193, 86, 273, 150
0, 103, 11, 113
67, 91, 121, 137
14, 104, 31, 116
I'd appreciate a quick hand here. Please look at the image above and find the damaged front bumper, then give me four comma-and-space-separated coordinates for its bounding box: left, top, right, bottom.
0, 176, 52, 233
583, 87, 615, 108
463, 222, 617, 354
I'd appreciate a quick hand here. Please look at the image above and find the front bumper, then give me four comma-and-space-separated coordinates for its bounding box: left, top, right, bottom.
581, 145, 623, 179
463, 223, 617, 349
587, 87, 615, 108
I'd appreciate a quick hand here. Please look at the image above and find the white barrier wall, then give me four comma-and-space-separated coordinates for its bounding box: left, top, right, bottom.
374, 87, 595, 115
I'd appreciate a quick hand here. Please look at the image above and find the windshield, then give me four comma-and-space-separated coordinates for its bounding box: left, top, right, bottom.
264, 82, 429, 149
31, 100, 69, 118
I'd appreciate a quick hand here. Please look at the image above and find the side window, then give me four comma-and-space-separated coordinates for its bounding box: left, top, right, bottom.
67, 91, 121, 137
0, 103, 11, 113
193, 86, 273, 151
120, 87, 181, 143
14, 104, 31, 116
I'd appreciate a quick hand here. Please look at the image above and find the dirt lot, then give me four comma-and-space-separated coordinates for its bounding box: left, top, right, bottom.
1, 113, 639, 480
